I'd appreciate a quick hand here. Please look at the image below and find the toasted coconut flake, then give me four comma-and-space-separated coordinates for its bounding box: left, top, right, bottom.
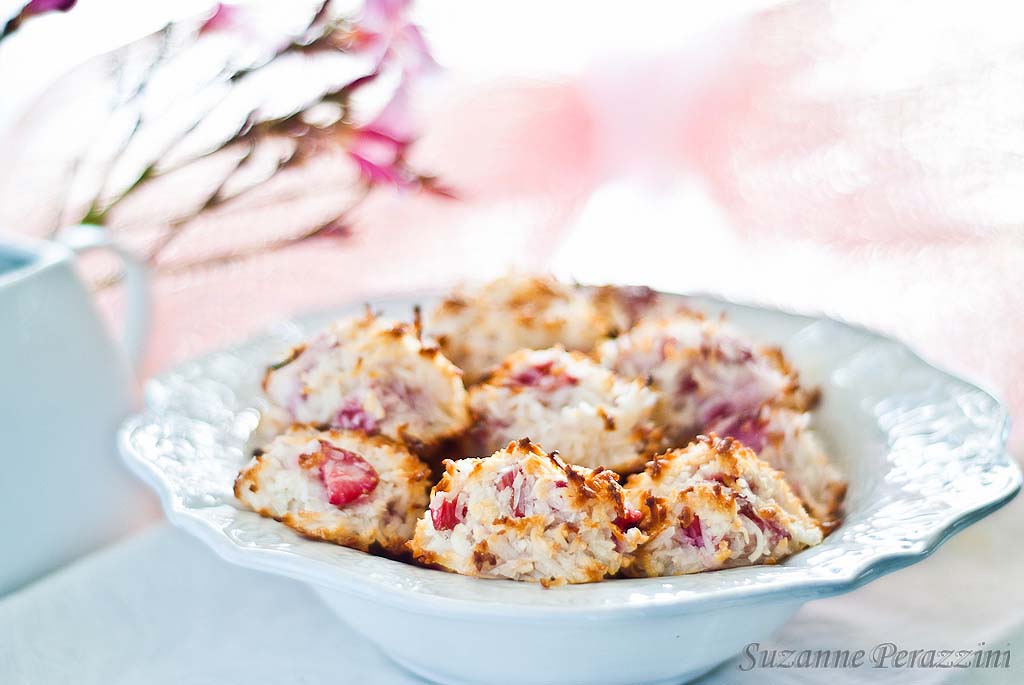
624, 435, 824, 577
466, 347, 663, 473
263, 311, 470, 448
236, 425, 432, 554
409, 438, 646, 584
425, 275, 668, 384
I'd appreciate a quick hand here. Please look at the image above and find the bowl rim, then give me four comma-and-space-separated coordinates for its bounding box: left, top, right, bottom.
118, 290, 1022, 621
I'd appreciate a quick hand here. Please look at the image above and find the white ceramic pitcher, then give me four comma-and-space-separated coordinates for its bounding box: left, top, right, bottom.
0, 225, 158, 595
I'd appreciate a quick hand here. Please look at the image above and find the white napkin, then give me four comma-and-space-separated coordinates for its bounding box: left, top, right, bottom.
3, 499, 1020, 685
701, 498, 1024, 684
0, 525, 423, 685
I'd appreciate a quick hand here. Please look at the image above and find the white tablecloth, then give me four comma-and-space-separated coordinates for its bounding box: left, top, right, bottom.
2, 499, 1021, 685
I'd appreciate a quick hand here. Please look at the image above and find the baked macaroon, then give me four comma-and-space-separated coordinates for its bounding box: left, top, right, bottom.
706, 405, 845, 523
466, 347, 663, 473
625, 435, 823, 577
597, 310, 807, 445
235, 425, 431, 554
408, 438, 646, 586
424, 274, 663, 384
262, 311, 470, 448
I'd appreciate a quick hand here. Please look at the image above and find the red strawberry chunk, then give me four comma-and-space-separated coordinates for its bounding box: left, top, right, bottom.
511, 360, 553, 387
680, 515, 704, 547
497, 468, 517, 491
700, 400, 736, 426
738, 500, 789, 541
431, 496, 465, 530
510, 360, 578, 392
614, 505, 643, 531
334, 399, 380, 434
317, 441, 379, 507
496, 465, 528, 517
677, 373, 699, 394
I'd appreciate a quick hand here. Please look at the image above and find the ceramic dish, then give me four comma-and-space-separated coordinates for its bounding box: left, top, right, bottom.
118, 292, 1021, 685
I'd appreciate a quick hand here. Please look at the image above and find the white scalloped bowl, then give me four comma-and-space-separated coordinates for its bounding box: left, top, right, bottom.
119, 293, 1020, 685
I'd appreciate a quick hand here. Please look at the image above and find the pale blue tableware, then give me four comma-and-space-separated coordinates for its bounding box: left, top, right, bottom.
120, 292, 1021, 685
1, 227, 155, 595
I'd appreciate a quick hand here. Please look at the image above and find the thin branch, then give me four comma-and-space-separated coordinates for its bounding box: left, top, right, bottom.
152, 168, 372, 264
82, 27, 365, 227
56, 24, 175, 233
157, 213, 355, 276
143, 141, 260, 261
93, 182, 369, 290
70, 1, 340, 228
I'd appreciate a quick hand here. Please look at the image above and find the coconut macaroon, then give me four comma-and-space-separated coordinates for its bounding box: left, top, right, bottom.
624, 435, 823, 577
262, 311, 470, 448
424, 274, 664, 384
408, 438, 646, 586
706, 406, 845, 523
598, 310, 808, 445
466, 347, 663, 473
235, 426, 432, 553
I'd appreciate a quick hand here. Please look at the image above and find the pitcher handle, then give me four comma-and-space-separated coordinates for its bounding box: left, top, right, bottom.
57, 224, 150, 373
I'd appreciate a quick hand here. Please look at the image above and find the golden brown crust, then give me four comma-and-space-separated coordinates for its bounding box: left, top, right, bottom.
472, 541, 498, 572
418, 346, 443, 361
297, 449, 325, 470
233, 456, 264, 500
819, 481, 848, 531
237, 427, 432, 555
235, 453, 413, 555
627, 435, 827, 548
264, 311, 470, 449
409, 436, 646, 583
485, 349, 592, 386
639, 434, 746, 483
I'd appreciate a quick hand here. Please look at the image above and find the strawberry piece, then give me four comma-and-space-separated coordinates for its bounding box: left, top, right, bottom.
496, 467, 518, 491
333, 399, 380, 434
738, 500, 789, 541
700, 400, 736, 426
510, 360, 553, 387
614, 505, 643, 531
317, 441, 379, 507
431, 496, 465, 530
510, 360, 578, 392
679, 515, 704, 547
496, 465, 527, 516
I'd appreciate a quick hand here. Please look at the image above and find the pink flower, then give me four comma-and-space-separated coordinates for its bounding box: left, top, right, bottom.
347, 127, 409, 186
2, 0, 76, 39
341, 0, 440, 190
352, 0, 436, 75
195, 3, 299, 56
198, 3, 239, 35
23, 0, 76, 15
345, 82, 455, 194
346, 77, 415, 182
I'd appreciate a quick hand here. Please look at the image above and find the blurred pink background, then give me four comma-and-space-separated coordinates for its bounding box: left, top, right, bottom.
1, 0, 1022, 455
